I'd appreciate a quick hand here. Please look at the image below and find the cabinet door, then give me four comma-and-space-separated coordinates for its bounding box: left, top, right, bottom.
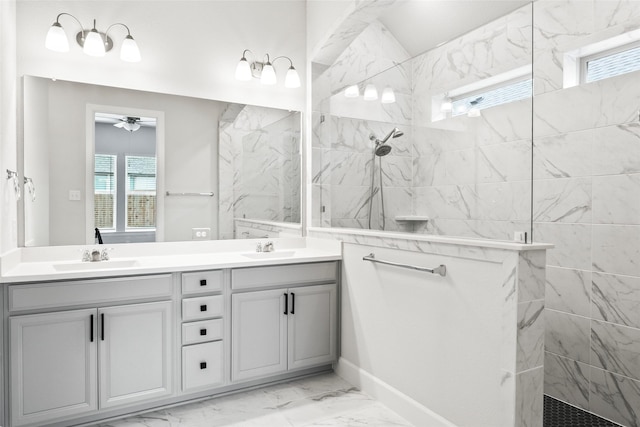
99, 301, 173, 408
10, 309, 97, 427
232, 289, 287, 381
288, 283, 337, 370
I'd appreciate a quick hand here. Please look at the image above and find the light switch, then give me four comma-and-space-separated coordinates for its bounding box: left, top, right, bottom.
69, 190, 81, 201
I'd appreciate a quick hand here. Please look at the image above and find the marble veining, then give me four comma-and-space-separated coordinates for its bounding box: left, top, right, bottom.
95, 373, 413, 427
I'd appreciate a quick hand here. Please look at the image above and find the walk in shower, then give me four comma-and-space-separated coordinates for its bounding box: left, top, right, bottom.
312, 1, 640, 426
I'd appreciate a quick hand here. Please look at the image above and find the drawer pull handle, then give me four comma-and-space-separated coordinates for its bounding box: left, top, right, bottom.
101, 313, 105, 341
200, 304, 207, 312
90, 314, 94, 342
200, 362, 207, 370
200, 279, 207, 286
200, 328, 207, 336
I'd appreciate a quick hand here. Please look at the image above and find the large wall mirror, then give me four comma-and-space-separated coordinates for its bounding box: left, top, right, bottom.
21, 76, 301, 247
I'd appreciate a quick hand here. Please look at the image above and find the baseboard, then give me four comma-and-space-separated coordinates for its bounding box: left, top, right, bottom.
335, 357, 458, 427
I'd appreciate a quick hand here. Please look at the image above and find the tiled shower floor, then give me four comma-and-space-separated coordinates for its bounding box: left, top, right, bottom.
92, 374, 624, 427
543, 395, 622, 427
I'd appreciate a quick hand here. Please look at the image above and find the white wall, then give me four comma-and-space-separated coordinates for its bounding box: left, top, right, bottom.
23, 76, 50, 246
16, 1, 306, 112
0, 0, 18, 255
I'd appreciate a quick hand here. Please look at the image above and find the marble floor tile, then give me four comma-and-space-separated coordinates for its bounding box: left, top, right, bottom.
94, 373, 413, 427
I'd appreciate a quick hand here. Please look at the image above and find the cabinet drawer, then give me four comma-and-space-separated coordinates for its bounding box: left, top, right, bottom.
182, 319, 223, 345
182, 341, 224, 391
182, 270, 223, 295
9, 275, 173, 312
182, 295, 223, 321
232, 262, 337, 291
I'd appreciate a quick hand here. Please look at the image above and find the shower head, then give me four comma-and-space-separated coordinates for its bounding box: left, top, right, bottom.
375, 143, 392, 156
380, 127, 404, 144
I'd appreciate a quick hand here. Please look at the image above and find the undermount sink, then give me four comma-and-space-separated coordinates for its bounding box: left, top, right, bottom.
241, 250, 296, 259
52, 259, 140, 272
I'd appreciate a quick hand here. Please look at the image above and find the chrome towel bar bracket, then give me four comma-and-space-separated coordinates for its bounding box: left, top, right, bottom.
362, 253, 447, 277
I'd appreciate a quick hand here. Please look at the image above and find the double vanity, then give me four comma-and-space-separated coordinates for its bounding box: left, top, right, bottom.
0, 237, 342, 427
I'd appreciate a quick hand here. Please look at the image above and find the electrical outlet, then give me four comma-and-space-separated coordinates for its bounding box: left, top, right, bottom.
192, 228, 211, 240
69, 190, 81, 201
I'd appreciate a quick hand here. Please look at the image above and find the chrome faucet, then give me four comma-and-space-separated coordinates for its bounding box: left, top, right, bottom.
263, 241, 274, 252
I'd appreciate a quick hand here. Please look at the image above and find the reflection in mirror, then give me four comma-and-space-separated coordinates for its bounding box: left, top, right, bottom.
311, 1, 533, 242
94, 113, 157, 244
21, 76, 301, 247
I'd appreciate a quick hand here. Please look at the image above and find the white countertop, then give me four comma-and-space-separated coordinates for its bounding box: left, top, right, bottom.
0, 238, 342, 284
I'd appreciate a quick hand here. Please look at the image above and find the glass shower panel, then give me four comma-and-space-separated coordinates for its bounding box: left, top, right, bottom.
311, 2, 534, 242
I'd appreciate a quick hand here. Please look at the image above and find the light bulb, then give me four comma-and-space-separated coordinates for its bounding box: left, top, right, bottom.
381, 87, 396, 104
344, 85, 359, 98
441, 97, 453, 112
120, 35, 141, 62
467, 107, 481, 118
83, 29, 105, 57
260, 62, 277, 85
363, 84, 378, 101
235, 57, 252, 81
284, 66, 301, 88
45, 22, 69, 52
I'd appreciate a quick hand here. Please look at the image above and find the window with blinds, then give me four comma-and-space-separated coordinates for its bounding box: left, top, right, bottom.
94, 154, 116, 229
583, 42, 640, 83
126, 156, 156, 229
452, 78, 532, 117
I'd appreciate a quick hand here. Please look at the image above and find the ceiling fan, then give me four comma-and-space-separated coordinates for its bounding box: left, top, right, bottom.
113, 116, 154, 132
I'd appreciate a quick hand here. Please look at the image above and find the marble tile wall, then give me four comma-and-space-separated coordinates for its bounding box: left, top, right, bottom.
219, 106, 300, 240
533, 1, 640, 426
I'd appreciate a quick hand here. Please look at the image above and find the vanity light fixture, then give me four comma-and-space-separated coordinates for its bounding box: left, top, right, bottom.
235, 50, 300, 88
45, 13, 141, 62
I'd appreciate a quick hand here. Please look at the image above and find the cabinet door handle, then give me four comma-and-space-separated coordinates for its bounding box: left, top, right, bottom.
100, 313, 105, 341
284, 292, 288, 315
200, 279, 207, 286
200, 304, 207, 312
200, 328, 207, 336
291, 292, 295, 314
200, 362, 207, 370
90, 314, 94, 342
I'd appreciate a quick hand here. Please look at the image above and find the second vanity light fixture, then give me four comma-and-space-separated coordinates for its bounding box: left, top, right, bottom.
344, 84, 396, 104
45, 12, 141, 62
235, 49, 301, 88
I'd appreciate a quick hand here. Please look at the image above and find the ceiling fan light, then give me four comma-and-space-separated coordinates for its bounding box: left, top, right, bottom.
46, 22, 69, 52
120, 35, 141, 62
83, 28, 106, 57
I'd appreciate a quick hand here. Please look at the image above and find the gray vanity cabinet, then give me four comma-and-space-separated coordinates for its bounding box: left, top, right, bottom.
231, 262, 338, 382
7, 275, 174, 427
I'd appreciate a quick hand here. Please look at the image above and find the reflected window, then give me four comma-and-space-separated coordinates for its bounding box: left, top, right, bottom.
126, 156, 156, 229
94, 154, 116, 229
451, 78, 532, 116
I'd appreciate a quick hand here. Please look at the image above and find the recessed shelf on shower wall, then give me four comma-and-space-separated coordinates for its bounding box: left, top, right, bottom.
394, 215, 430, 222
